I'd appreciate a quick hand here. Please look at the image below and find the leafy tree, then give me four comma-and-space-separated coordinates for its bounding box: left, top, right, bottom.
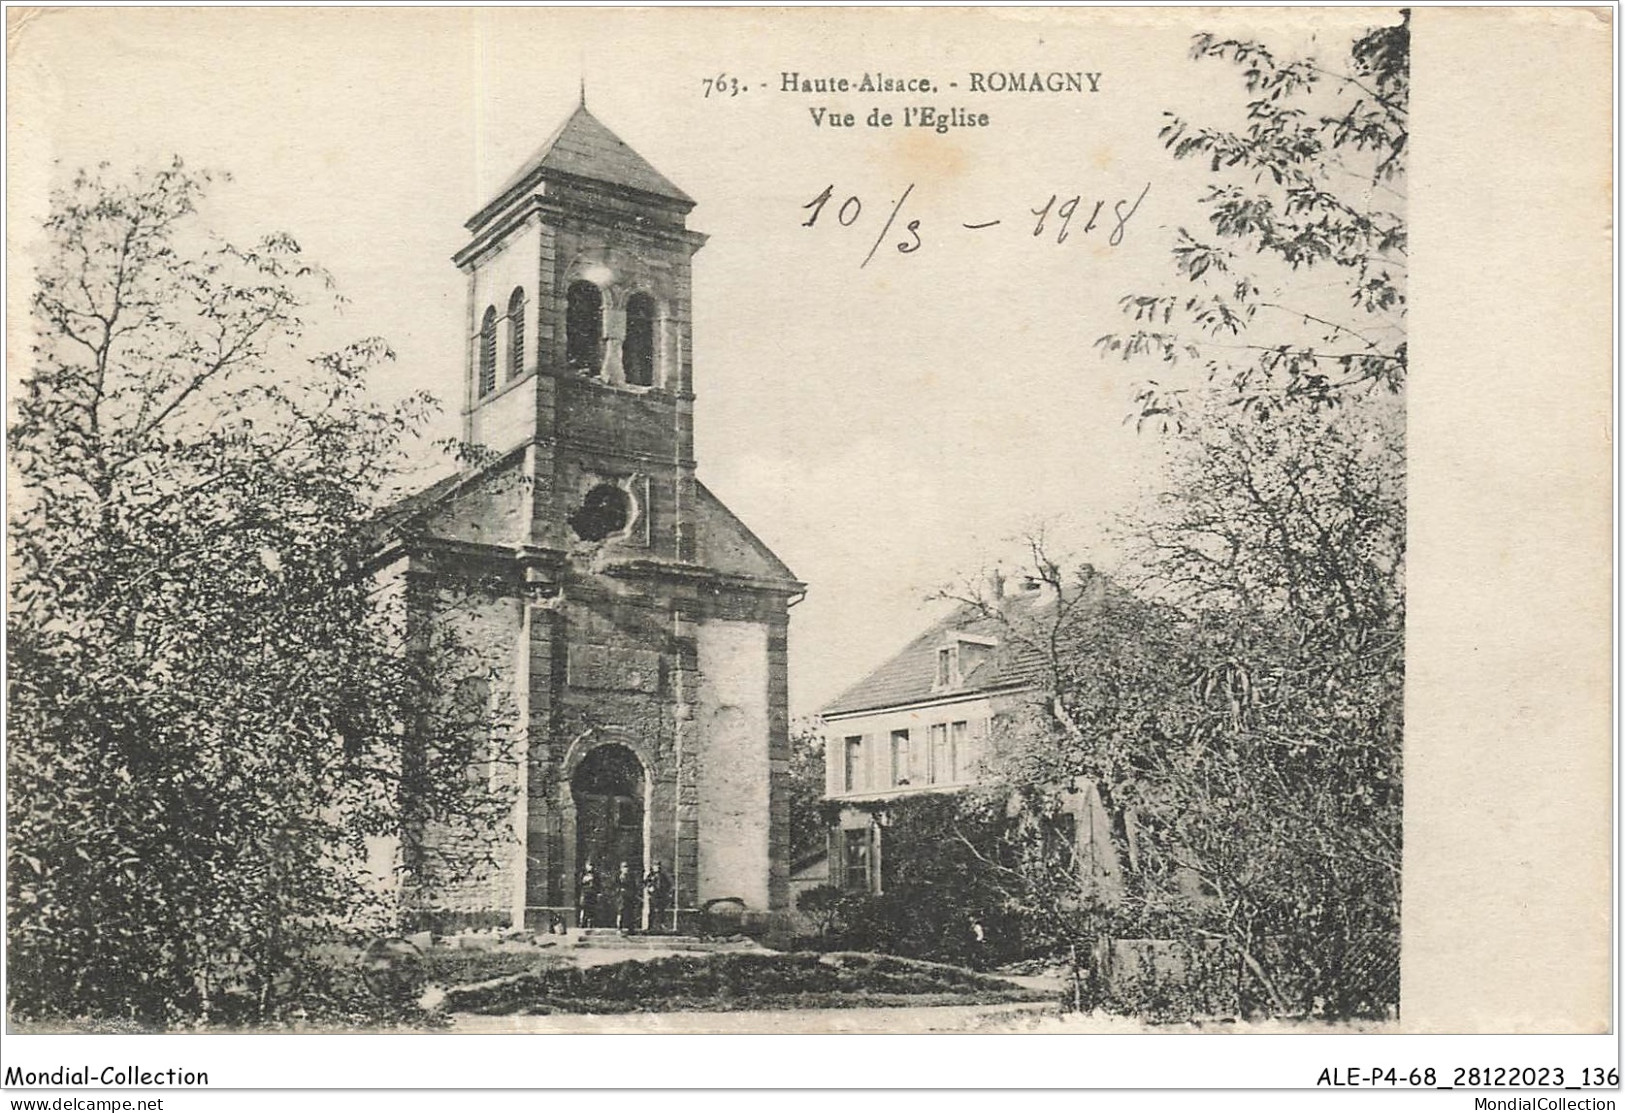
938, 555, 1195, 994
1119, 14, 1405, 1019
7, 161, 511, 1025
1128, 418, 1402, 1016
785, 718, 828, 865
955, 15, 1407, 1018
834, 793, 1015, 969
1101, 13, 1408, 424
961, 530, 1399, 1014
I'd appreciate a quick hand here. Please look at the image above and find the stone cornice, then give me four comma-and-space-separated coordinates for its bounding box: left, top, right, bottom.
456, 192, 708, 270
603, 557, 806, 598
466, 165, 694, 236
377, 536, 804, 599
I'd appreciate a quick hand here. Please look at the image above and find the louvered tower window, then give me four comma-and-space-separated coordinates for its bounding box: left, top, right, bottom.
477, 306, 498, 397
507, 287, 526, 380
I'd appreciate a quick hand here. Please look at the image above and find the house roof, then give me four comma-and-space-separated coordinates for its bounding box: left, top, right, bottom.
821, 590, 1050, 718
467, 103, 694, 231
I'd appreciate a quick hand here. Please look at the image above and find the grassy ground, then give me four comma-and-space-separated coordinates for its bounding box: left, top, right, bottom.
441, 950, 1050, 1015
421, 946, 566, 986
11, 947, 1046, 1030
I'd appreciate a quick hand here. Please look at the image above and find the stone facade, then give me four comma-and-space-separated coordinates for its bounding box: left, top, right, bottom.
381, 104, 802, 933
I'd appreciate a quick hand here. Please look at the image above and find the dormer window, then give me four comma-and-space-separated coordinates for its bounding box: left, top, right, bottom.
566, 281, 603, 375
622, 292, 656, 387
934, 633, 996, 691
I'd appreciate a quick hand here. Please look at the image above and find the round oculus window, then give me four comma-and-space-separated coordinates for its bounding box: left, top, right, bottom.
569, 483, 631, 542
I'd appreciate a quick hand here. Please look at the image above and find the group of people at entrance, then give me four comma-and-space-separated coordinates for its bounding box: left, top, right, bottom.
576, 860, 672, 931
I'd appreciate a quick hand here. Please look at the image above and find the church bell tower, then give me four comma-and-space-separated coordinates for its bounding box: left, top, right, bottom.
391, 101, 802, 936
454, 101, 708, 563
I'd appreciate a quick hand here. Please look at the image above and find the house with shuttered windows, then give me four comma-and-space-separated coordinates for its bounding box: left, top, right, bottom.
818, 583, 1053, 894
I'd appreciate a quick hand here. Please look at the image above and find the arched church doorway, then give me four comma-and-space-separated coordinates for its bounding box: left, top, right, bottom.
571, 743, 646, 927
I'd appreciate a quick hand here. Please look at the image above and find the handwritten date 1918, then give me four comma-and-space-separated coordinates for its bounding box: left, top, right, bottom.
801, 182, 1151, 267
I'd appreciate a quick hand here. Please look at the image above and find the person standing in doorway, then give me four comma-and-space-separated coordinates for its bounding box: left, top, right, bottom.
643, 861, 672, 933
615, 860, 641, 932
576, 860, 599, 929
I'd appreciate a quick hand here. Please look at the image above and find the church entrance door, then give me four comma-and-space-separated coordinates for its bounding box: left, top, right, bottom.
571, 744, 645, 928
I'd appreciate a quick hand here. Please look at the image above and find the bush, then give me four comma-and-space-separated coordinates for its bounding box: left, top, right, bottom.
1081, 939, 1242, 1023
816, 795, 1024, 968
795, 884, 845, 939
420, 947, 561, 987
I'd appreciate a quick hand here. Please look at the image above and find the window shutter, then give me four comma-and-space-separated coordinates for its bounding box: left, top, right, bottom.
507, 288, 526, 380
478, 307, 498, 396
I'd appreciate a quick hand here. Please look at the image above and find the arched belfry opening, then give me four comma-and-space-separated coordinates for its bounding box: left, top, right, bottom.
566, 281, 603, 375
623, 292, 656, 387
571, 743, 646, 908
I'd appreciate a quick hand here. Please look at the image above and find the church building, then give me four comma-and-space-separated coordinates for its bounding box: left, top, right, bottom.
378, 102, 803, 934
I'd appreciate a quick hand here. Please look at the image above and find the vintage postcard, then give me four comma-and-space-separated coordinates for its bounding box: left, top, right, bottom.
3, 3, 1613, 1096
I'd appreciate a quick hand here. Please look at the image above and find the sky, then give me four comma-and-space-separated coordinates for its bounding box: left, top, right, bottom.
8, 6, 1385, 717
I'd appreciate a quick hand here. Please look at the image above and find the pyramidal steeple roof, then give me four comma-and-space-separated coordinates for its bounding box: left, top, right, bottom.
467, 103, 694, 230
